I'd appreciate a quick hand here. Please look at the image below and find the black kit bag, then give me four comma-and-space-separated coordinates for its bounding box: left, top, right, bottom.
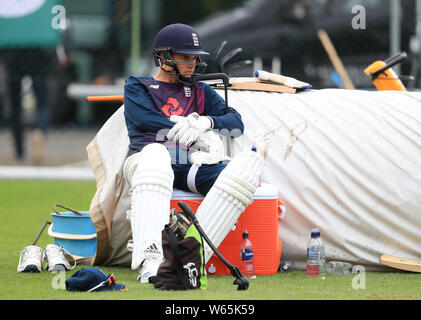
151, 208, 207, 290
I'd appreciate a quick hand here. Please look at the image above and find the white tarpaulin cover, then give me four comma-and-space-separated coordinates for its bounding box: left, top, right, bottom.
87, 88, 421, 270
226, 88, 421, 270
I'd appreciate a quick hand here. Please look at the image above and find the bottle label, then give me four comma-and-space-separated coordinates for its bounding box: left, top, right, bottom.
320, 246, 325, 260
241, 248, 254, 261
244, 262, 254, 275
307, 246, 320, 260
306, 264, 320, 277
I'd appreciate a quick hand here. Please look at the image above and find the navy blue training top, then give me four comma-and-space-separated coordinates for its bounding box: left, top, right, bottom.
123, 76, 244, 156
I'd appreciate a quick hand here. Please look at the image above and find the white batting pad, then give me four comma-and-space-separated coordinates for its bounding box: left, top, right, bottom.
125, 143, 174, 270
195, 150, 265, 263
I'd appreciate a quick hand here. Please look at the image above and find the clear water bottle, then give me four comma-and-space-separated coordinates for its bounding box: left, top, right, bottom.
319, 234, 326, 277
241, 230, 255, 277
325, 261, 353, 275
306, 227, 325, 277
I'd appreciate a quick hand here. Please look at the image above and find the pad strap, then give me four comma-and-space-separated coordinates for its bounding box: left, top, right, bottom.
187, 163, 201, 194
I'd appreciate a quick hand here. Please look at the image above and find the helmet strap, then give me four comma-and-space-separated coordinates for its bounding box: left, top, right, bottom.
160, 65, 192, 85
154, 48, 207, 85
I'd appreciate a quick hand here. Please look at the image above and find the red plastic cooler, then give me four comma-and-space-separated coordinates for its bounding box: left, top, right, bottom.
170, 183, 284, 275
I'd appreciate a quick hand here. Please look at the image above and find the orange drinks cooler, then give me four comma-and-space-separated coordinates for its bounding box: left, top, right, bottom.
170, 183, 284, 276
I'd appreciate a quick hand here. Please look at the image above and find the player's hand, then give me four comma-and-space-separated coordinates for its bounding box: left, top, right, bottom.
167, 113, 213, 146
192, 130, 224, 154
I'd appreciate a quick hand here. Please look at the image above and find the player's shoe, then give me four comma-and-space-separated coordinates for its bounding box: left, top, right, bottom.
137, 258, 161, 283
17, 245, 43, 273
43, 244, 74, 272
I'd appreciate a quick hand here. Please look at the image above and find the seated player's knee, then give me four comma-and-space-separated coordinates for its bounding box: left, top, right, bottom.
125, 143, 174, 270
124, 143, 174, 192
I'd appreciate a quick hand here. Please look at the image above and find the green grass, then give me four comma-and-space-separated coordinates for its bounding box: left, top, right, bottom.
1, 180, 421, 300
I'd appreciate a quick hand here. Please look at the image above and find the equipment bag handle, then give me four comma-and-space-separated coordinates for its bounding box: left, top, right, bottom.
191, 73, 232, 157
32, 221, 52, 245
192, 73, 229, 114
178, 201, 249, 290
53, 204, 84, 216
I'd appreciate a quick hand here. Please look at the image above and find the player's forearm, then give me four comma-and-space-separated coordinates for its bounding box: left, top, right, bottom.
209, 109, 244, 138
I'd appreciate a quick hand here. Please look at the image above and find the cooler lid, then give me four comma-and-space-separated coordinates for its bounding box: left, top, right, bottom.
171, 182, 279, 200
253, 183, 280, 199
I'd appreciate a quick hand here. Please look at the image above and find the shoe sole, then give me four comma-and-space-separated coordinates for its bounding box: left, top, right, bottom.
19, 265, 41, 273
48, 264, 69, 272
137, 272, 154, 283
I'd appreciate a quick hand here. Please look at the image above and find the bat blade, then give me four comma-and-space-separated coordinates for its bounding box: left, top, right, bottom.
380, 254, 421, 273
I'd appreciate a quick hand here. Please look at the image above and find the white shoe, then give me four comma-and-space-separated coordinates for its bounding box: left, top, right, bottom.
17, 245, 43, 273
43, 244, 75, 272
137, 258, 161, 283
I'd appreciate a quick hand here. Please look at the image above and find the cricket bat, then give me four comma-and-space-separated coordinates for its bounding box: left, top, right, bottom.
380, 254, 421, 273
317, 29, 355, 90
209, 77, 297, 93
254, 70, 312, 89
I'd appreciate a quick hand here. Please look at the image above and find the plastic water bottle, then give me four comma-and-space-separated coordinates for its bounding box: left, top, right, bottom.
319, 233, 326, 277
306, 227, 325, 277
325, 261, 353, 275
241, 230, 255, 277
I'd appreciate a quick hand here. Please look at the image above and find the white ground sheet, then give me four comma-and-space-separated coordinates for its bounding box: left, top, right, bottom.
88, 88, 421, 270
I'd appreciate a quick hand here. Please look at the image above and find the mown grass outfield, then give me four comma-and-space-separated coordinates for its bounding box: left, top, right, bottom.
1, 180, 421, 301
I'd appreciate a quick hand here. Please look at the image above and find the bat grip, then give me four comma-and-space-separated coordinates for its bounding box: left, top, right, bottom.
372, 52, 407, 79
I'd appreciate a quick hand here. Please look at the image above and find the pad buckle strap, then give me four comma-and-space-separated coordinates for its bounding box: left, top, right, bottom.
187, 163, 201, 194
